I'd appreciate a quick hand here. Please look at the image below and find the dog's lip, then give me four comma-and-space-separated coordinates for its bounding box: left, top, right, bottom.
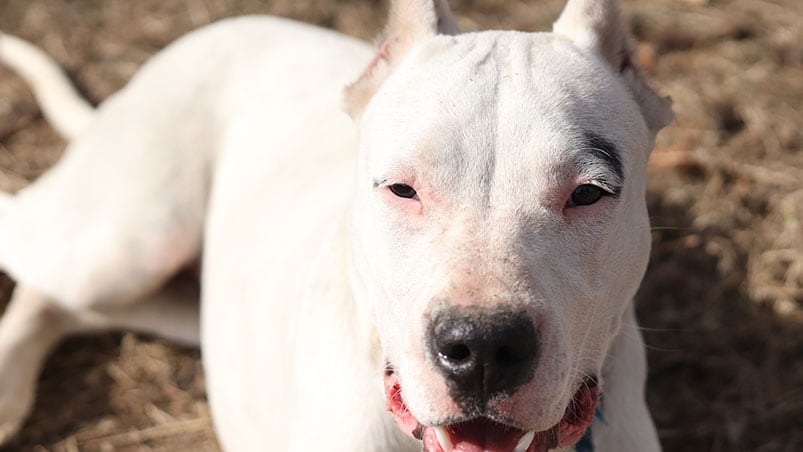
384, 369, 599, 452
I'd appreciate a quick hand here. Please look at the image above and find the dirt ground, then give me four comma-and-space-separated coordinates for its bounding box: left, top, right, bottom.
0, 0, 801, 451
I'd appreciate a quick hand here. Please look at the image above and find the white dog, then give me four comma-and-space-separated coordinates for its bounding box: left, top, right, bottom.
0, 0, 672, 450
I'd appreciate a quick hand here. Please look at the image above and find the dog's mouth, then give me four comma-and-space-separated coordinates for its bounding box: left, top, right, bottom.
384, 369, 599, 452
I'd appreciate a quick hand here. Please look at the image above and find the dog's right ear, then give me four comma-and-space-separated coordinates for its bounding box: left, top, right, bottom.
553, 0, 673, 133
344, 0, 460, 119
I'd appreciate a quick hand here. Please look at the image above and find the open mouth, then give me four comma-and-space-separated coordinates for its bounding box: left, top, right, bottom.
384, 370, 599, 452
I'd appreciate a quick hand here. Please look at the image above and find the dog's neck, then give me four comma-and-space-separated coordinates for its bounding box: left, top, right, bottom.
586, 304, 661, 451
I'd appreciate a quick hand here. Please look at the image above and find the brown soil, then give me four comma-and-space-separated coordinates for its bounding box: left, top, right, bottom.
1, 0, 801, 451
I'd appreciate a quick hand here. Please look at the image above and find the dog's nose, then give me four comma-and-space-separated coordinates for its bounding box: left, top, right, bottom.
427, 306, 539, 401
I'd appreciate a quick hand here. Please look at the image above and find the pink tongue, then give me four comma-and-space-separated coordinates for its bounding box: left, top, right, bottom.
422, 422, 551, 452
446, 419, 526, 452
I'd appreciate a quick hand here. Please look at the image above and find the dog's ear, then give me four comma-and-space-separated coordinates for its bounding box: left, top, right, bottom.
553, 0, 673, 133
344, 0, 460, 118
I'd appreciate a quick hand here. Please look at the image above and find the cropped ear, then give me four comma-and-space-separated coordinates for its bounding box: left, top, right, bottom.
553, 0, 673, 133
345, 0, 460, 118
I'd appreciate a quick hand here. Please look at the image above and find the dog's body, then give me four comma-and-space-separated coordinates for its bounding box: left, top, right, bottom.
0, 1, 670, 451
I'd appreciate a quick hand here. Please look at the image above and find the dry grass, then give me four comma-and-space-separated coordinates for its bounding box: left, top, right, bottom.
0, 0, 801, 451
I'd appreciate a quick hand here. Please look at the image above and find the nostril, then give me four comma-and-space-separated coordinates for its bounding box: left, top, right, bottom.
495, 345, 524, 366
439, 343, 471, 363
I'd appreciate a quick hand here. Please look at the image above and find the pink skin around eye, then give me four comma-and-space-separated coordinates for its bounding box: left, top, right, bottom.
381, 178, 426, 215
380, 176, 612, 218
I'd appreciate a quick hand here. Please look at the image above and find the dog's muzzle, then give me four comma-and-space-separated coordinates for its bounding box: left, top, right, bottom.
384, 305, 599, 451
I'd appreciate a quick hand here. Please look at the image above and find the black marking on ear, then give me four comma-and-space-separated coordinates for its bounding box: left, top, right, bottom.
584, 132, 624, 182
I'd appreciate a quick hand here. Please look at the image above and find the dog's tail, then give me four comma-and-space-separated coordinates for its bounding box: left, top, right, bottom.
0, 32, 95, 141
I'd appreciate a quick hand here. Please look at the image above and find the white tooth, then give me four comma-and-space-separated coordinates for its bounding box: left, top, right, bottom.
514, 430, 536, 452
434, 426, 453, 452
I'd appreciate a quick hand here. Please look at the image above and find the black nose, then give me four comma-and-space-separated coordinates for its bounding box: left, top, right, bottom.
427, 306, 540, 403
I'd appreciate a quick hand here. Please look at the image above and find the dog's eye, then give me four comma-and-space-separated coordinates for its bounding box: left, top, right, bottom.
389, 184, 417, 199
570, 184, 606, 206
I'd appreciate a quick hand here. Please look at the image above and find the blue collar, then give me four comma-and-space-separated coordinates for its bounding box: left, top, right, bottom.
574, 406, 604, 451
574, 427, 594, 452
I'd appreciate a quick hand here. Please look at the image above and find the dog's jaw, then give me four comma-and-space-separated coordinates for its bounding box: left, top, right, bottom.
384, 368, 599, 451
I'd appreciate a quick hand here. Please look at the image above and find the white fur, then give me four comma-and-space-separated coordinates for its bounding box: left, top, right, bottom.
0, 1, 667, 451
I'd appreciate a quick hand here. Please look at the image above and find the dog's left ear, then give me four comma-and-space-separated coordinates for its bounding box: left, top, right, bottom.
553, 0, 673, 133
345, 0, 460, 119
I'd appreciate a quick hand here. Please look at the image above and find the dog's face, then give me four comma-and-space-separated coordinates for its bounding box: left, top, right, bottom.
347, 1, 671, 451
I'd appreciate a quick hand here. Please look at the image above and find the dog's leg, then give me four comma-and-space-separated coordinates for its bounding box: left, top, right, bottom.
0, 286, 66, 443
0, 278, 199, 444
87, 275, 200, 346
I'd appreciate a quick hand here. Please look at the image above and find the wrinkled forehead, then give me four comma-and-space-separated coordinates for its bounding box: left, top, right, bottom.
360, 31, 649, 179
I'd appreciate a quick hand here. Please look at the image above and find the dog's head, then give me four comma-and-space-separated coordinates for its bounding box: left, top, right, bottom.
346, 1, 671, 450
